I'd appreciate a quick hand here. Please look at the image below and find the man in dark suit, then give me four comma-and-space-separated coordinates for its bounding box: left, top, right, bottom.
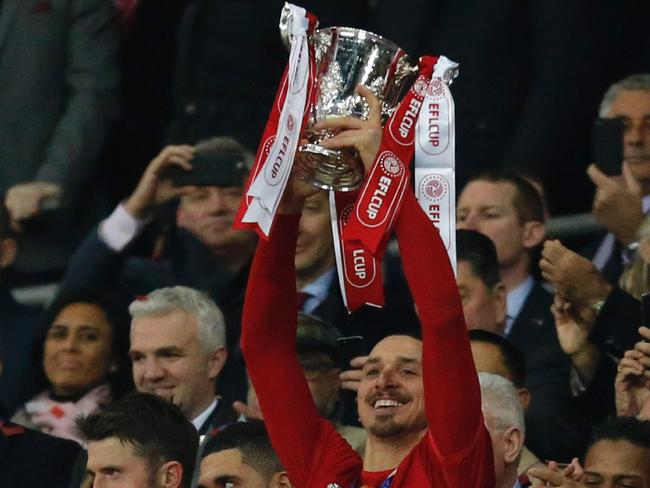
457, 171, 592, 462
127, 286, 238, 487
586, 74, 650, 284
0, 0, 119, 274
294, 191, 419, 348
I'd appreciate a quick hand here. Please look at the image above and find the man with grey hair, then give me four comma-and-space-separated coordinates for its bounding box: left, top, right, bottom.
479, 372, 526, 488
61, 136, 257, 401
587, 74, 650, 283
129, 285, 238, 486
128, 286, 234, 431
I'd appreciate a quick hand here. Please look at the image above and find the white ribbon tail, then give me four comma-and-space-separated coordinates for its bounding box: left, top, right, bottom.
414, 56, 458, 274
243, 4, 310, 235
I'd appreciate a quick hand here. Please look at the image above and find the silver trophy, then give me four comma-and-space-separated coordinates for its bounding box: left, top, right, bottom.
281, 8, 417, 191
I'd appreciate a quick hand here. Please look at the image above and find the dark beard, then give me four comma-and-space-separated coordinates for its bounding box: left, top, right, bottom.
367, 415, 407, 438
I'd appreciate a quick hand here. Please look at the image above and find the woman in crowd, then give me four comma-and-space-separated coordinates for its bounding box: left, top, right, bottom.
11, 289, 131, 444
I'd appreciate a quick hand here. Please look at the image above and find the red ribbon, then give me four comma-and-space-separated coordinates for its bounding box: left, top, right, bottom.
333, 56, 440, 312
342, 56, 439, 255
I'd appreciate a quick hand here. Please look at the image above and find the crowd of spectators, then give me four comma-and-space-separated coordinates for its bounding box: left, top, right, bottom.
1, 1, 650, 487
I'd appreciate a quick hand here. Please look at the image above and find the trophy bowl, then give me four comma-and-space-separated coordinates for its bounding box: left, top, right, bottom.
286, 25, 417, 191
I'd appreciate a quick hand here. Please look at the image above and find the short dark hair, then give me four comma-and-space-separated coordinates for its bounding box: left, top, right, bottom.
469, 170, 545, 224
203, 421, 284, 483
77, 393, 198, 488
457, 229, 501, 289
468, 329, 526, 388
588, 417, 650, 452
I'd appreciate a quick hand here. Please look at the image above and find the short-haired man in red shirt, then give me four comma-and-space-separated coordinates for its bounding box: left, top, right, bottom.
241, 87, 495, 488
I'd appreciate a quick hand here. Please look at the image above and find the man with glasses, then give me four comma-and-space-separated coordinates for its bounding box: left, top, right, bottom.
235, 313, 366, 454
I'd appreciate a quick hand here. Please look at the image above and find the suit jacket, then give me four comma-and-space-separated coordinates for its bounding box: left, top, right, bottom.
0, 0, 119, 272
192, 399, 239, 487
508, 282, 594, 462
0, 420, 81, 488
166, 0, 369, 151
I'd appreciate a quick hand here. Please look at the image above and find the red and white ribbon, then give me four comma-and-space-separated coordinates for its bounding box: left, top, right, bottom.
414, 56, 458, 273
331, 56, 442, 312
330, 190, 385, 311
235, 3, 315, 237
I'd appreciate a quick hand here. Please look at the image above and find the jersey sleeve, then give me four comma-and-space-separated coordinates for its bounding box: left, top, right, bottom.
241, 213, 362, 488
394, 192, 494, 481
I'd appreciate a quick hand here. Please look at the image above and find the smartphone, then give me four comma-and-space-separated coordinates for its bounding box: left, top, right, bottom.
641, 292, 650, 329
164, 152, 248, 187
592, 118, 624, 176
337, 336, 368, 368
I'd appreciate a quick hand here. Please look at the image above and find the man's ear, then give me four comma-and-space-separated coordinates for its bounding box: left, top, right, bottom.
503, 426, 524, 464
522, 221, 545, 249
517, 388, 530, 411
0, 238, 17, 269
159, 460, 183, 488
208, 346, 227, 381
270, 470, 293, 488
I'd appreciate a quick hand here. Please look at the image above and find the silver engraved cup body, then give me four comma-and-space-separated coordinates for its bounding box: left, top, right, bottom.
294, 27, 416, 191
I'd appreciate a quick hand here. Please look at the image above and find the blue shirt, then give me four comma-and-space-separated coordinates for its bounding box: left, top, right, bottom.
505, 275, 534, 336
301, 268, 336, 314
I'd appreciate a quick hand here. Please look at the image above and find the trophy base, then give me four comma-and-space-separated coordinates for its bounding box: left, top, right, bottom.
294, 144, 364, 192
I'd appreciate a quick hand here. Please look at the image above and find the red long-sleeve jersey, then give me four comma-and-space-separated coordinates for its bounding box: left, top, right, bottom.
241, 191, 495, 487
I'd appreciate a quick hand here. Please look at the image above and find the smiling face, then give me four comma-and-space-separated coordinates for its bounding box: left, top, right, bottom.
43, 303, 114, 397
357, 336, 427, 440
582, 439, 650, 488
129, 309, 225, 420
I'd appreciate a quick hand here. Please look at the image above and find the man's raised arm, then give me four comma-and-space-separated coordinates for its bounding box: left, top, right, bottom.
240, 185, 360, 487
395, 191, 490, 465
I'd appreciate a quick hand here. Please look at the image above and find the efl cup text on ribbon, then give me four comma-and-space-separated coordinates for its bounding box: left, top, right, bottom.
428, 103, 440, 147
398, 98, 422, 139
355, 151, 405, 227
388, 75, 428, 147
338, 204, 377, 288
367, 176, 391, 220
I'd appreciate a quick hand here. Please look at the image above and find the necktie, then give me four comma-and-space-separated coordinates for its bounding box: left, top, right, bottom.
297, 291, 312, 311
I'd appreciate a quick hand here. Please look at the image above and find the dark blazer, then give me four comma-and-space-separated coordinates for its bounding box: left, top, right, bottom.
311, 252, 420, 349
191, 399, 239, 487
0, 420, 81, 488
508, 282, 594, 462
166, 0, 369, 151
0, 0, 120, 272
